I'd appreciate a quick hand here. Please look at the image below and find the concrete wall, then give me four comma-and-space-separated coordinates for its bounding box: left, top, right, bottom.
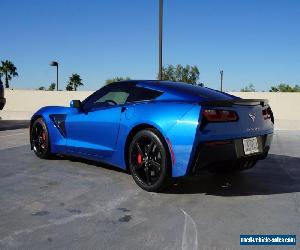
0, 90, 92, 120
1, 90, 299, 130
228, 92, 300, 130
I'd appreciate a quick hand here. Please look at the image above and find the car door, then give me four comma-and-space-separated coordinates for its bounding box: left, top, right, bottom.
65, 83, 132, 158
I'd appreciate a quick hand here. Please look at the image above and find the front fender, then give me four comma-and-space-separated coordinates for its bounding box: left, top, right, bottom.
30, 106, 71, 153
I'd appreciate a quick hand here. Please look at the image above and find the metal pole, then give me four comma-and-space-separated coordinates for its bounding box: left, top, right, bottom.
56, 65, 59, 91
50, 61, 59, 90
220, 70, 223, 92
158, 0, 163, 80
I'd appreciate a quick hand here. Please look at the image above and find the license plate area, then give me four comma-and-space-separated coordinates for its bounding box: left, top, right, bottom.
243, 137, 260, 155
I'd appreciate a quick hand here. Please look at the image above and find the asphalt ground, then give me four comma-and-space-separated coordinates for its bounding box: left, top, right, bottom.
0, 127, 299, 250
0, 120, 29, 131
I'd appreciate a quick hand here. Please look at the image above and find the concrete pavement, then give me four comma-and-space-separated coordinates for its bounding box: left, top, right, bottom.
0, 120, 29, 131
0, 129, 299, 250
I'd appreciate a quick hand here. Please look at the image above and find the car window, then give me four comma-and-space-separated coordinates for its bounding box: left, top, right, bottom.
94, 91, 130, 105
81, 82, 162, 111
126, 86, 162, 103
82, 83, 132, 111
81, 87, 108, 110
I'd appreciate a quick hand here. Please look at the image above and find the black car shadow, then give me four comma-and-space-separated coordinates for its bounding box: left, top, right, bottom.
54, 153, 300, 196
164, 154, 300, 196
58, 155, 129, 174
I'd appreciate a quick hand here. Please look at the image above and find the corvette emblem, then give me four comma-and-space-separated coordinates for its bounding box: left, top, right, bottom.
249, 112, 256, 122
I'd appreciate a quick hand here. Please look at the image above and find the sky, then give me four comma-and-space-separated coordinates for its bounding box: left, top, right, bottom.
1, 0, 300, 91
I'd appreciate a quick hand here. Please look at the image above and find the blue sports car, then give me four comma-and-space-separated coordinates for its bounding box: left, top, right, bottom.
30, 81, 274, 191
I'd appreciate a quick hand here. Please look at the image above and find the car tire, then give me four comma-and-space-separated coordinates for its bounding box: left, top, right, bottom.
31, 118, 52, 159
128, 128, 171, 192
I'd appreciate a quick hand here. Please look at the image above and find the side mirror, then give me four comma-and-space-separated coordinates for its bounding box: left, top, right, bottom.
70, 100, 82, 108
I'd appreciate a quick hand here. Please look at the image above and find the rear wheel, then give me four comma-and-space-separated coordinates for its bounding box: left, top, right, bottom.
31, 118, 52, 159
128, 129, 171, 192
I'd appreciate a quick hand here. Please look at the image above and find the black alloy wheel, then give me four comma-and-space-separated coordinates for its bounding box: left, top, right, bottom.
128, 129, 171, 192
31, 118, 52, 159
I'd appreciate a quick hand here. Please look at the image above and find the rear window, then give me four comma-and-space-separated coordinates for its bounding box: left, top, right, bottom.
146, 81, 234, 101
167, 82, 233, 100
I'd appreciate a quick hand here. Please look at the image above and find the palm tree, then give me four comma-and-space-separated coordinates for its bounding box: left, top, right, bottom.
0, 60, 18, 88
66, 74, 84, 91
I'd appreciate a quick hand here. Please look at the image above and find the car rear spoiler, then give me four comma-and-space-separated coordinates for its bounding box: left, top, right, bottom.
200, 98, 269, 107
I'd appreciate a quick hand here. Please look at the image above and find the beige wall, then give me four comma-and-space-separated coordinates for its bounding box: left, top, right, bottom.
3, 90, 93, 111
0, 90, 92, 120
228, 92, 300, 130
1, 90, 299, 130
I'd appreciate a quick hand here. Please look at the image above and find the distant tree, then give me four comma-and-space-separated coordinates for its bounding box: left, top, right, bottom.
270, 86, 278, 92
159, 64, 202, 86
161, 65, 176, 81
48, 83, 56, 91
241, 83, 256, 92
292, 85, 300, 92
269, 83, 300, 92
37, 86, 46, 90
0, 60, 18, 88
66, 74, 84, 91
66, 84, 73, 91
105, 77, 131, 85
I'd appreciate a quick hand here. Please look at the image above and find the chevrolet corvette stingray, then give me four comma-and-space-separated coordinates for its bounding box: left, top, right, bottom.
30, 81, 274, 191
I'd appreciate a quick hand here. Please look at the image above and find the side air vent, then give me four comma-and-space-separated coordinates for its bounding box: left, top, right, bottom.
50, 114, 67, 137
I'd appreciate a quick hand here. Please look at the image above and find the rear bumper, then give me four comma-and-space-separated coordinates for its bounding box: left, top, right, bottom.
0, 97, 6, 110
188, 133, 273, 175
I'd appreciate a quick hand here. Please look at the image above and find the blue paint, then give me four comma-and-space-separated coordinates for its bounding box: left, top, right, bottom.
31, 81, 274, 177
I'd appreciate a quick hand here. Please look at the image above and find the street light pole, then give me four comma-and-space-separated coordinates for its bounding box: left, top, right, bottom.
220, 70, 223, 92
158, 0, 163, 81
50, 61, 59, 91
56, 65, 58, 91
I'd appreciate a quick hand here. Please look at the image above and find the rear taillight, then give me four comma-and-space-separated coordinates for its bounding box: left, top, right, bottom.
202, 109, 238, 122
262, 106, 274, 123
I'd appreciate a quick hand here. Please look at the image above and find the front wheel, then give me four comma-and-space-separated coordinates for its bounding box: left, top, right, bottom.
128, 129, 171, 192
31, 118, 52, 159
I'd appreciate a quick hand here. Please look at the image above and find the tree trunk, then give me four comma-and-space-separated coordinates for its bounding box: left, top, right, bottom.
5, 73, 9, 88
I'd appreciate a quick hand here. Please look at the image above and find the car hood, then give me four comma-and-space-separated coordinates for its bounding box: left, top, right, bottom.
33, 106, 70, 118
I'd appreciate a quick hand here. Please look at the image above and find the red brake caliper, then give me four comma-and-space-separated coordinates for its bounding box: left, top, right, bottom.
42, 131, 46, 142
137, 153, 142, 165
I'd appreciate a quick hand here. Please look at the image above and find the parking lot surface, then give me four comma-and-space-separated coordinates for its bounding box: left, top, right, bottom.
0, 120, 29, 131
0, 128, 299, 250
